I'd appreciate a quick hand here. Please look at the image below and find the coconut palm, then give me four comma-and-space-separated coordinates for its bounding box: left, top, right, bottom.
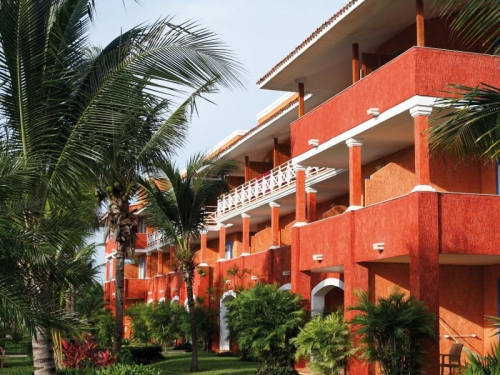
428, 1, 500, 160
141, 154, 237, 372
0, 0, 242, 373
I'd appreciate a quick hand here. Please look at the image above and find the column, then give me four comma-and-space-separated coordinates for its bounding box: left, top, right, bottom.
146, 252, 152, 278
218, 224, 227, 261
416, 0, 425, 47
346, 138, 364, 210
352, 43, 360, 83
409, 192, 440, 374
242, 213, 251, 255
112, 255, 116, 280
157, 250, 163, 275
105, 258, 110, 281
294, 165, 307, 224
199, 230, 208, 266
269, 202, 280, 249
410, 105, 435, 192
298, 82, 305, 118
306, 187, 317, 223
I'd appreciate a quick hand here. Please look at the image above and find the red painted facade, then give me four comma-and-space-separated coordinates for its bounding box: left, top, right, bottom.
104, 3, 500, 373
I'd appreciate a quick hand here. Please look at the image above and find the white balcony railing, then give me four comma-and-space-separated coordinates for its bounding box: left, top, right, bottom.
146, 231, 169, 251
217, 161, 327, 215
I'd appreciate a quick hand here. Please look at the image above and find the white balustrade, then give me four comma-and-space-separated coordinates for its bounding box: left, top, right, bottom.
217, 161, 327, 215
146, 231, 168, 250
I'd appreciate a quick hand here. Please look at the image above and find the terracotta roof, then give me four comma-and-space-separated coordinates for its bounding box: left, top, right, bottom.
256, 0, 359, 86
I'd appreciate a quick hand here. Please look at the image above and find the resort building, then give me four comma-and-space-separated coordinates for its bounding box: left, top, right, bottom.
104, 0, 500, 373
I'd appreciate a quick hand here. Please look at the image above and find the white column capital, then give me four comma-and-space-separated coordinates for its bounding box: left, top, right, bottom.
241, 213, 251, 219
269, 202, 280, 208
306, 187, 317, 194
410, 105, 433, 118
201, 229, 208, 235
346, 138, 364, 148
293, 164, 307, 172
218, 222, 232, 229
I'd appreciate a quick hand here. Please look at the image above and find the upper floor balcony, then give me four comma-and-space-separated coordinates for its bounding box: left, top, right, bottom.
291, 47, 500, 163
216, 160, 338, 219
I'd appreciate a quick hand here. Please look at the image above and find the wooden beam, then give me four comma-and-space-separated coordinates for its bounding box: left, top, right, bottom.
416, 0, 425, 47
352, 43, 360, 83
244, 155, 250, 183
298, 82, 305, 117
273, 138, 279, 168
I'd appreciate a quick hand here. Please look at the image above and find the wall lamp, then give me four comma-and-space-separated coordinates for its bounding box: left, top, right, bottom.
367, 108, 380, 116
312, 254, 323, 261
251, 275, 258, 281
308, 139, 319, 147
372, 243, 385, 251
282, 271, 290, 276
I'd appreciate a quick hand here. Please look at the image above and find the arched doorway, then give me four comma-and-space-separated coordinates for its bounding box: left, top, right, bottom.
311, 278, 344, 316
219, 290, 236, 351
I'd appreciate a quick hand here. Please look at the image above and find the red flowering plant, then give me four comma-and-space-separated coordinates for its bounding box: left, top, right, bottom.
61, 333, 116, 369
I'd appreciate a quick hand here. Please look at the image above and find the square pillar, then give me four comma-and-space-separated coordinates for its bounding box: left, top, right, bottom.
105, 258, 110, 281
409, 192, 440, 374
352, 43, 360, 83
170, 245, 176, 272
146, 252, 152, 279
306, 187, 317, 223
273, 138, 280, 168
416, 0, 425, 47
157, 250, 163, 275
298, 82, 305, 117
242, 213, 251, 254
410, 106, 435, 192
346, 138, 364, 209
269, 202, 280, 249
199, 230, 208, 266
218, 224, 227, 261
294, 165, 307, 224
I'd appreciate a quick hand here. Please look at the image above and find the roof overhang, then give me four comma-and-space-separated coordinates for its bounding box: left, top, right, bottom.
258, 0, 437, 92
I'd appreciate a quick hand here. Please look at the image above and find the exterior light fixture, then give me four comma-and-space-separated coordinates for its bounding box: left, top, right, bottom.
312, 254, 323, 261
308, 139, 319, 147
282, 271, 290, 276
367, 108, 380, 116
372, 243, 385, 251
225, 280, 231, 285
251, 275, 258, 281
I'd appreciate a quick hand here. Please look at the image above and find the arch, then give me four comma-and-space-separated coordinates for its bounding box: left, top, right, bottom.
278, 283, 291, 291
170, 296, 180, 304
219, 290, 237, 351
147, 298, 154, 305
159, 297, 166, 303
311, 278, 345, 317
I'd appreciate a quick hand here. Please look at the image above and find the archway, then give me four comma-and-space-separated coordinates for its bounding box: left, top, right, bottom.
219, 290, 237, 351
311, 278, 344, 316
278, 283, 291, 291
170, 296, 180, 304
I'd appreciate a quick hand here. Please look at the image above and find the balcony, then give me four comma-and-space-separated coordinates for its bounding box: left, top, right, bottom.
216, 160, 332, 216
146, 231, 169, 251
298, 192, 500, 272
291, 47, 500, 158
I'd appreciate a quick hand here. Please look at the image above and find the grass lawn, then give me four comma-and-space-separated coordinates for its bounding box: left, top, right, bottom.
1, 357, 33, 375
152, 352, 259, 375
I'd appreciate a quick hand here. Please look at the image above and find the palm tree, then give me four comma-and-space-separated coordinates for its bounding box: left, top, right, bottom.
428, 1, 500, 159
141, 154, 237, 372
0, 0, 242, 373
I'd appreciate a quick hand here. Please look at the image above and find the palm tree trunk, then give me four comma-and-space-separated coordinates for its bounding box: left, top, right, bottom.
114, 249, 125, 352
31, 281, 57, 375
186, 270, 198, 372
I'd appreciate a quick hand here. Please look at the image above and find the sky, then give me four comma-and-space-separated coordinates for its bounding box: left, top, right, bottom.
89, 0, 346, 281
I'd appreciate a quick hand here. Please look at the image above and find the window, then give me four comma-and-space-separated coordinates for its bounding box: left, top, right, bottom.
225, 240, 233, 260
137, 217, 147, 234
139, 257, 146, 279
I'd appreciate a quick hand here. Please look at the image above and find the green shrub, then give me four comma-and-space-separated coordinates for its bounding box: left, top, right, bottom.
96, 364, 163, 375
463, 342, 500, 374
127, 346, 163, 364
291, 311, 356, 374
348, 288, 437, 375
116, 348, 135, 365
255, 365, 299, 375
1, 369, 34, 375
